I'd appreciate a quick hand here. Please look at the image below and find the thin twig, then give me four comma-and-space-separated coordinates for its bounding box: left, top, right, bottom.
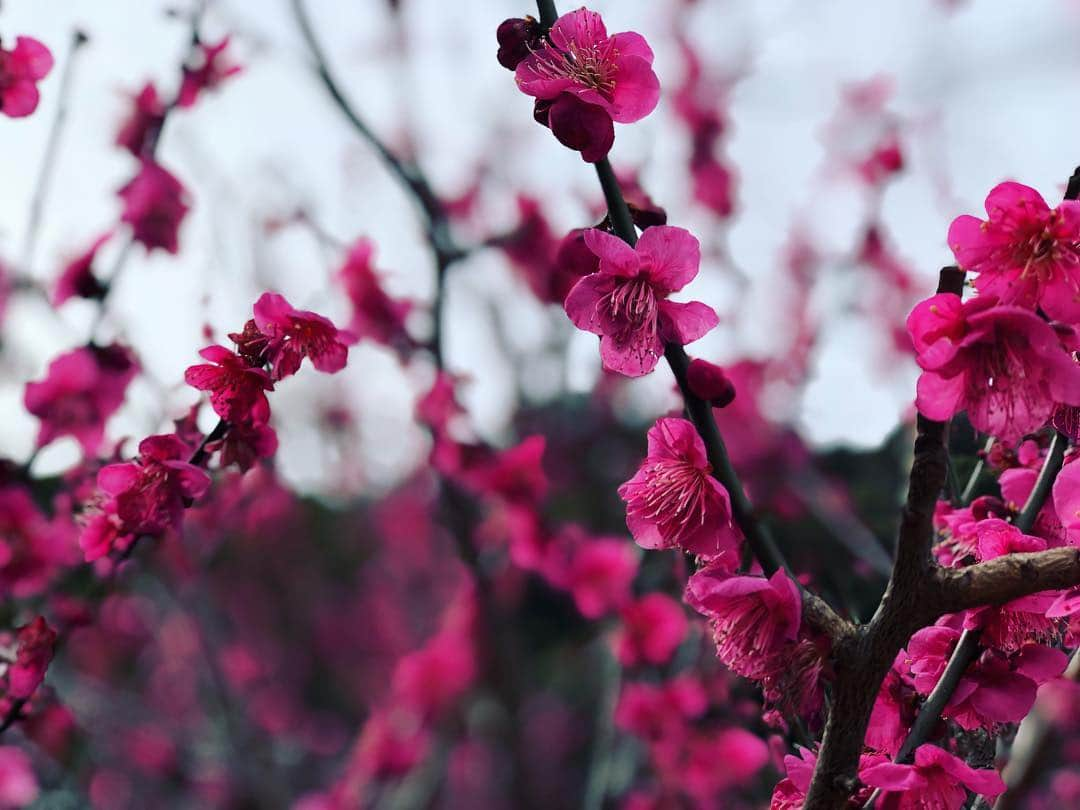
20, 29, 89, 275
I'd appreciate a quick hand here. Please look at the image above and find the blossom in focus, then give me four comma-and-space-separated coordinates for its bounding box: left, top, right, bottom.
24, 345, 138, 455
565, 226, 718, 376
686, 565, 802, 680
252, 292, 357, 379
94, 434, 211, 537
0, 36, 53, 118
907, 292, 1080, 443
184, 345, 274, 423
859, 743, 1005, 809
515, 8, 659, 161
118, 160, 191, 254
619, 418, 739, 559
177, 37, 241, 108
948, 181, 1080, 322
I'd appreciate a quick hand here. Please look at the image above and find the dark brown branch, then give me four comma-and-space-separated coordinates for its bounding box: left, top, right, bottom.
290, 0, 465, 366
21, 29, 88, 274
940, 546, 1080, 611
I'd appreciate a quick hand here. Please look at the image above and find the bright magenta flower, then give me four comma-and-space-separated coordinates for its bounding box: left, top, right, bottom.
619, 418, 738, 558
613, 593, 688, 666
118, 160, 191, 254
7, 616, 56, 700
515, 8, 659, 161
24, 345, 138, 455
907, 292, 1080, 442
0, 36, 52, 118
686, 565, 802, 680
948, 182, 1080, 322
0, 747, 38, 807
177, 37, 241, 108
336, 238, 414, 353
95, 434, 211, 536
253, 292, 357, 380
53, 232, 110, 306
115, 82, 165, 157
565, 226, 718, 376
860, 743, 1005, 809
564, 537, 637, 619
184, 345, 274, 423
905, 624, 1065, 731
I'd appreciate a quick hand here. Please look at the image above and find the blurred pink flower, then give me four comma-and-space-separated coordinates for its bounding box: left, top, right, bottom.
118, 160, 191, 254
0, 36, 52, 118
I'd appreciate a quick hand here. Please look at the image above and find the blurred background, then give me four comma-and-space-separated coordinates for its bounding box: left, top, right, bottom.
4, 0, 1080, 495
2, 1, 1080, 807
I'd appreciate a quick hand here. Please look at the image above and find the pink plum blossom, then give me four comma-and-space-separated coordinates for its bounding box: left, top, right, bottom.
618, 418, 739, 559
7, 617, 56, 700
515, 8, 659, 161
53, 232, 110, 305
184, 345, 274, 423
563, 536, 637, 619
24, 344, 138, 455
907, 292, 1080, 443
685, 565, 802, 680
252, 292, 357, 380
612, 593, 688, 667
0, 747, 37, 808
860, 743, 1005, 809
948, 181, 1080, 322
336, 238, 414, 353
115, 82, 165, 157
118, 160, 191, 254
565, 226, 718, 376
177, 37, 241, 108
0, 36, 53, 118
93, 434, 211, 537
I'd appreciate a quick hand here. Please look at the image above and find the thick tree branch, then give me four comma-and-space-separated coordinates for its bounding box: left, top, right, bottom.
939, 546, 1080, 611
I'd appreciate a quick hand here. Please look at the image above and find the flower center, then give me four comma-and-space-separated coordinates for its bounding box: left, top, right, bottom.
634, 458, 711, 538
606, 277, 657, 331
531, 40, 618, 99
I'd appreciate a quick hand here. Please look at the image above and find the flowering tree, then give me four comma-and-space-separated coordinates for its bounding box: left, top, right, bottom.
2, 1, 1080, 808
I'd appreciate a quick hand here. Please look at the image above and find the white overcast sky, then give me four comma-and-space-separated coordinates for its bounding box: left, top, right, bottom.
2, 0, 1079, 494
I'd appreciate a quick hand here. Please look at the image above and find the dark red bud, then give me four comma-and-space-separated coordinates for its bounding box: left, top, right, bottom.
496, 17, 543, 71
687, 359, 735, 408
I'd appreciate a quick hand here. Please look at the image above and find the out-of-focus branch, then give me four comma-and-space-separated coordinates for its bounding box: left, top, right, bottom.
290, 0, 466, 366
21, 29, 89, 275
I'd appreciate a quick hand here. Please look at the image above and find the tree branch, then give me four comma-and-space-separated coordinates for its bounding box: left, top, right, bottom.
940, 546, 1080, 611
